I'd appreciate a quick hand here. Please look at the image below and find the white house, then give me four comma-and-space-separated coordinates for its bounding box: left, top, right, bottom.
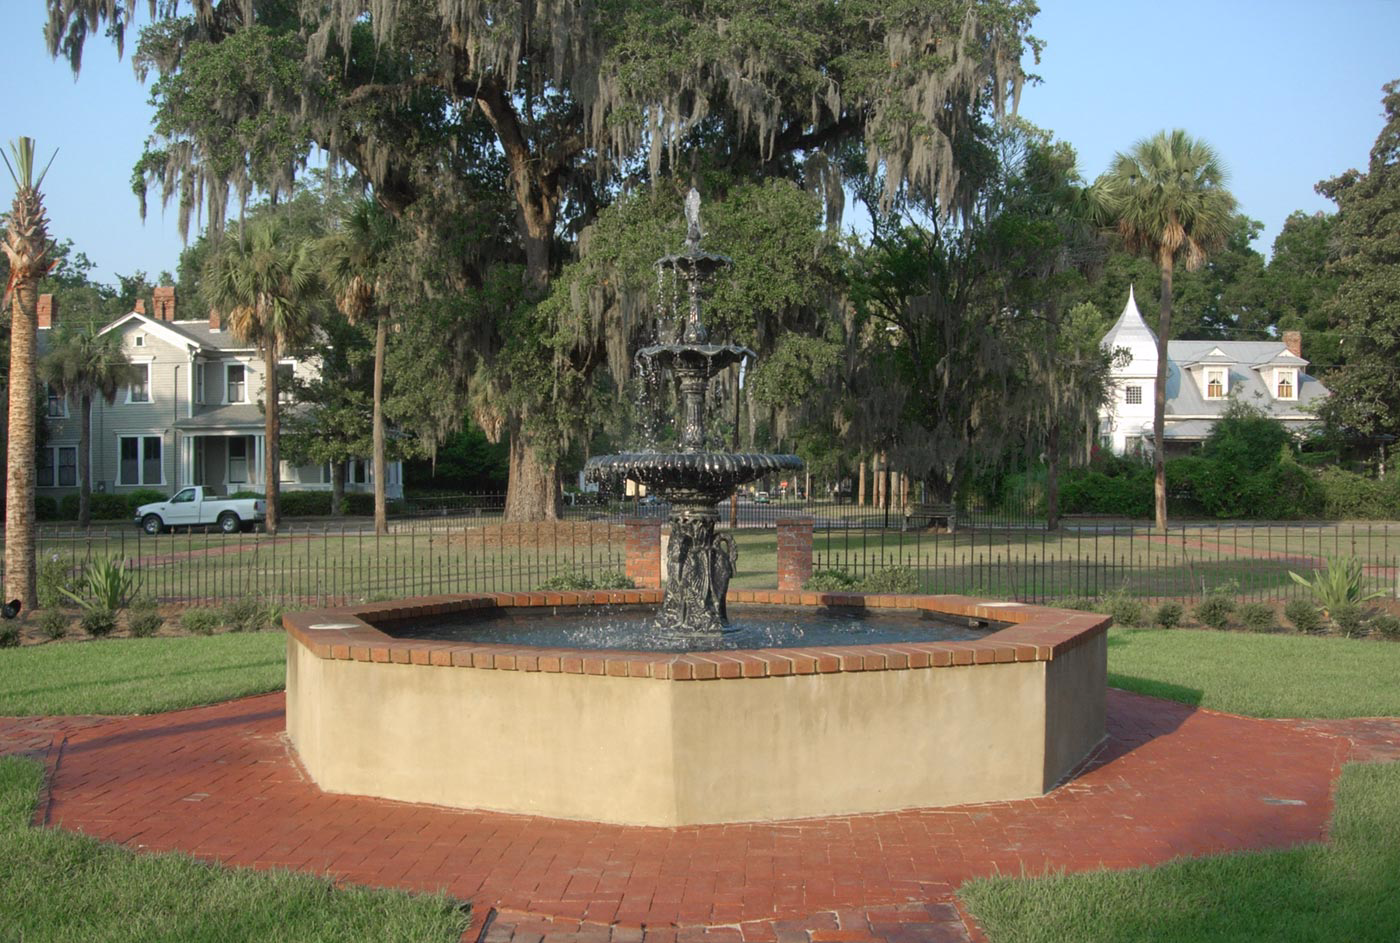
1097, 287, 1329, 455
36, 289, 403, 500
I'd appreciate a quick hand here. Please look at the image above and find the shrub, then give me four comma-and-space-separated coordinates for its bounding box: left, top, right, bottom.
1059, 468, 1153, 517
1331, 603, 1366, 638
124, 489, 168, 513
64, 493, 142, 521
1059, 596, 1100, 612
180, 608, 221, 636
1284, 598, 1324, 634
1193, 594, 1236, 630
1371, 613, 1400, 640
1153, 601, 1185, 629
62, 557, 139, 612
1315, 467, 1400, 520
344, 493, 405, 516
80, 607, 118, 638
38, 609, 69, 641
278, 491, 335, 517
862, 566, 921, 594
538, 569, 636, 591
1288, 555, 1387, 613
34, 495, 59, 521
222, 597, 270, 633
805, 570, 862, 592
126, 597, 164, 638
37, 554, 76, 610
0, 623, 19, 648
1237, 601, 1277, 632
1097, 593, 1146, 628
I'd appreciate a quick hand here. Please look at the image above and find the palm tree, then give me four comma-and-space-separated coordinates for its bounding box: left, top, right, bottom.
39, 319, 138, 526
2, 137, 56, 610
320, 199, 398, 536
1095, 130, 1237, 531
202, 217, 319, 535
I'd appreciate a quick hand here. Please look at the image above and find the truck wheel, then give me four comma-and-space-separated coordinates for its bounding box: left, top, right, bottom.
217, 511, 242, 534
142, 514, 164, 536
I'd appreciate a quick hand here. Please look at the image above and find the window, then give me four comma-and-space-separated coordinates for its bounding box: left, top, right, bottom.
119, 435, 163, 485
36, 447, 77, 487
350, 460, 368, 485
226, 364, 246, 403
1205, 369, 1227, 399
127, 364, 151, 403
1125, 385, 1142, 405
133, 334, 145, 347
1277, 370, 1296, 400
228, 437, 248, 484
194, 364, 206, 405
276, 363, 295, 404
46, 385, 67, 418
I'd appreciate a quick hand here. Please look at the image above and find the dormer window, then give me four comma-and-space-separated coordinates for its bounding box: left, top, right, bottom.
1205, 368, 1227, 400
1276, 368, 1297, 400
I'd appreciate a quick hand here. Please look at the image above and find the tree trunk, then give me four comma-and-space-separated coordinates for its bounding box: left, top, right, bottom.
504, 433, 561, 522
1046, 417, 1061, 531
330, 461, 345, 518
78, 393, 93, 527
857, 460, 866, 506
372, 315, 388, 536
5, 281, 39, 610
1154, 260, 1173, 533
263, 343, 280, 535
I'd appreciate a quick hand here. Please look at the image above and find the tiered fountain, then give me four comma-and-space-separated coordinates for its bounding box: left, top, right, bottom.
283, 190, 1109, 827
585, 189, 803, 638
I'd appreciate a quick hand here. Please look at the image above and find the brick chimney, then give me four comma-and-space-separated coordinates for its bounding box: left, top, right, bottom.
1282, 330, 1302, 358
133, 298, 147, 316
208, 308, 222, 332
37, 293, 56, 329
153, 285, 176, 321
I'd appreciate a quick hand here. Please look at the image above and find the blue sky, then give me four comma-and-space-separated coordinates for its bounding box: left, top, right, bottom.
3, 1, 1398, 285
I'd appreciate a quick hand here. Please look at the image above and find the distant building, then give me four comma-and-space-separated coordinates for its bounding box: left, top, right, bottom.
1097, 287, 1328, 456
36, 289, 403, 499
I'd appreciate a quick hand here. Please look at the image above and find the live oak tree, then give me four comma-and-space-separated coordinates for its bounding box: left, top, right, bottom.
1315, 80, 1400, 444
46, 0, 1038, 521
1093, 130, 1237, 532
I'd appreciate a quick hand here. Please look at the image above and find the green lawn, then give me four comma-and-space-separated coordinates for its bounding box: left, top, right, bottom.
961, 762, 1400, 943
0, 633, 286, 716
1106, 627, 1400, 718
0, 756, 468, 942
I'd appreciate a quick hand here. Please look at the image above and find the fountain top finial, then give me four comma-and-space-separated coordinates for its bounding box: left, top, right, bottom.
685, 187, 702, 247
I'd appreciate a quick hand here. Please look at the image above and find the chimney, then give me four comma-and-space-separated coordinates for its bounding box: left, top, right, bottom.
37, 293, 56, 329
208, 307, 222, 332
153, 285, 176, 321
1283, 330, 1302, 359
133, 298, 147, 316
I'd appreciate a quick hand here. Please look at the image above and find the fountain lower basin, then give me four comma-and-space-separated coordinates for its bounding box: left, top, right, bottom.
284, 591, 1108, 826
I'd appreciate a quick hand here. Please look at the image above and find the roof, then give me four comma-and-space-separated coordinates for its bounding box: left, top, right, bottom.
1162, 343, 1328, 422
1100, 285, 1159, 372
97, 311, 256, 353
175, 406, 267, 430
169, 319, 255, 351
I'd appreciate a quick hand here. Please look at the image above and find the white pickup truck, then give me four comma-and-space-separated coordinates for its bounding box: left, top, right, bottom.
134, 486, 266, 535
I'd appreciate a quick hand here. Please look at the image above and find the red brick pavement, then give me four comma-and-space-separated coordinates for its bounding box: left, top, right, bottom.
7, 690, 1397, 943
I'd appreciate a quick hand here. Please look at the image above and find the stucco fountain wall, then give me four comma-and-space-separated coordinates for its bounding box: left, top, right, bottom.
284, 591, 1108, 827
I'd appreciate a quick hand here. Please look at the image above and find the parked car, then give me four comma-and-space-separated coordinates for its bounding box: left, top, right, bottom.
755, 491, 770, 504
134, 485, 266, 535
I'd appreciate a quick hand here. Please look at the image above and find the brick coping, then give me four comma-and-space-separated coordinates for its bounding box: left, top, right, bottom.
284, 591, 1109, 682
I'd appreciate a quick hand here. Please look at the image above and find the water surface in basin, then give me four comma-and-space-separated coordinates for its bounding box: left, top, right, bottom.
375, 605, 1001, 652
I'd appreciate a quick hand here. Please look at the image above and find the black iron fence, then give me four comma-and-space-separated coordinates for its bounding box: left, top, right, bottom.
6, 512, 1397, 610
814, 519, 1400, 605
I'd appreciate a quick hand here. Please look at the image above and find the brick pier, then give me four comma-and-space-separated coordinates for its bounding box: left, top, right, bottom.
777, 517, 814, 591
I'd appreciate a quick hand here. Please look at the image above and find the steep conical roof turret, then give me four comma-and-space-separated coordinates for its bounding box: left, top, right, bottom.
1101, 285, 1159, 374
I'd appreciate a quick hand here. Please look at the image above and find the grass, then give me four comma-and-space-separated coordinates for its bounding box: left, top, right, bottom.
960, 762, 1400, 943
1106, 627, 1400, 718
0, 633, 286, 716
0, 755, 468, 942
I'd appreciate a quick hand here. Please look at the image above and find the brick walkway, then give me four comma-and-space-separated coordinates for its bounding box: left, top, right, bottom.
7, 690, 1398, 943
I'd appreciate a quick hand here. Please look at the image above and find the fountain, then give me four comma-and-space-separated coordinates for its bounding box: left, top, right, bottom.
585, 189, 803, 639
282, 190, 1109, 827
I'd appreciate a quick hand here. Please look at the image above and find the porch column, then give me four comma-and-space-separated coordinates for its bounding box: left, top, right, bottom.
253, 435, 265, 487
180, 436, 194, 489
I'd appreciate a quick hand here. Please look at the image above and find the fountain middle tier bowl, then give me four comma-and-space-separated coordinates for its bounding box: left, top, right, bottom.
585, 451, 803, 499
